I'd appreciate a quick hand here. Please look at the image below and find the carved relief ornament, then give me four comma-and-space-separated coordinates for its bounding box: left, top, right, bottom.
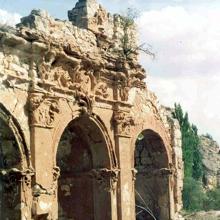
29, 94, 60, 128
0, 168, 34, 185
0, 168, 34, 207
113, 110, 135, 137
89, 168, 119, 193
36, 50, 113, 100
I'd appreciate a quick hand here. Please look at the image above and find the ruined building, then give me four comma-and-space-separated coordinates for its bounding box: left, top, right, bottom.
0, 0, 184, 219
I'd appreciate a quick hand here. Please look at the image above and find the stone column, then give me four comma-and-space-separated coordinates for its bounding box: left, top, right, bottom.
90, 168, 119, 220
159, 169, 174, 220
21, 169, 35, 220
169, 117, 184, 219
113, 110, 135, 220
29, 92, 60, 219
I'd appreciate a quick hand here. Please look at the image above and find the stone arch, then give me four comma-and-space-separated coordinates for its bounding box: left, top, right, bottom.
131, 114, 172, 164
0, 103, 31, 219
0, 104, 30, 168
53, 112, 117, 168
54, 112, 117, 220
132, 117, 172, 220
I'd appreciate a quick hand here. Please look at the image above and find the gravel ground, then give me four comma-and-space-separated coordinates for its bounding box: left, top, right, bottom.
184, 211, 220, 220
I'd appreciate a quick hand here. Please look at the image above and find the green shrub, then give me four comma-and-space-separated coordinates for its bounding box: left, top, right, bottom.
183, 177, 206, 211
174, 103, 219, 212
203, 187, 220, 210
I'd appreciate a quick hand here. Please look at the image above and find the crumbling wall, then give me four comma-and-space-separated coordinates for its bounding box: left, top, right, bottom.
160, 106, 184, 220
0, 0, 184, 219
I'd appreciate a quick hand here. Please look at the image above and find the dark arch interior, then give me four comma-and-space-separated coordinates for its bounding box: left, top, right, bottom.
0, 117, 22, 220
135, 130, 170, 220
57, 116, 112, 220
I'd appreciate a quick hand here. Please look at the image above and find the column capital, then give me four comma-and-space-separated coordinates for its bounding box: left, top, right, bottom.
112, 110, 135, 137
89, 168, 120, 193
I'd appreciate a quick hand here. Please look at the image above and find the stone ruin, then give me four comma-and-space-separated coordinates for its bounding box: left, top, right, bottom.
0, 0, 184, 219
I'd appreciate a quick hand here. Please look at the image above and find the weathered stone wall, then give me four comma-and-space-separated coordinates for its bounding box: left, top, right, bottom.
68, 0, 137, 59
0, 0, 183, 219
160, 106, 184, 220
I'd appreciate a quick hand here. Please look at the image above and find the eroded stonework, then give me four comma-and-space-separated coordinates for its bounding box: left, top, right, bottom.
0, 0, 184, 219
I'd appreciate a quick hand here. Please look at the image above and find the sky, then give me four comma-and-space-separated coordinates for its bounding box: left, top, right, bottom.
0, 0, 220, 143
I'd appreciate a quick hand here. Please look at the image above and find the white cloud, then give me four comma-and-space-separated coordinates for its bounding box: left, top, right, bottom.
0, 9, 21, 26
137, 6, 220, 143
138, 6, 220, 76
148, 75, 220, 142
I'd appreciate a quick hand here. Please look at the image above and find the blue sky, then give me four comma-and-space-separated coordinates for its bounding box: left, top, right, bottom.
2, 0, 220, 19
1, 0, 220, 144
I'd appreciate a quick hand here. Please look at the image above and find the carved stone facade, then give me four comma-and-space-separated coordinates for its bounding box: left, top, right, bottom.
0, 0, 184, 219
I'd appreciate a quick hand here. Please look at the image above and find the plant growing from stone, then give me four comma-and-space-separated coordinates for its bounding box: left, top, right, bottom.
120, 8, 155, 59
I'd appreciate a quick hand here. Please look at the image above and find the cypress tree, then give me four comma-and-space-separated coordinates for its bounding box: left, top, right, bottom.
173, 103, 203, 210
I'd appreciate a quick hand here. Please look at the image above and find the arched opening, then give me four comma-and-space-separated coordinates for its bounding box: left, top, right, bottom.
56, 115, 113, 220
134, 130, 171, 220
0, 117, 22, 219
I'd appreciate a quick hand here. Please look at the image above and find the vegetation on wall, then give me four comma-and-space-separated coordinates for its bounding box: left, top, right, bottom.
173, 103, 220, 211
119, 8, 155, 59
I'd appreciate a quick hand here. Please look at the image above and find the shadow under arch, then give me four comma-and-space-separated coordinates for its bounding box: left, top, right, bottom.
0, 103, 30, 219
56, 114, 117, 220
134, 129, 171, 220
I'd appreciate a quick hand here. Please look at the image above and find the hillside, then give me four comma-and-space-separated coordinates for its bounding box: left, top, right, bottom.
199, 135, 220, 190
173, 103, 220, 214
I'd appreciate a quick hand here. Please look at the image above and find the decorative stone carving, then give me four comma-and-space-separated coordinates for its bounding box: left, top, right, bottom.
0, 168, 34, 207
37, 55, 109, 105
0, 168, 34, 181
119, 85, 130, 101
29, 93, 60, 128
138, 168, 173, 178
37, 54, 81, 89
113, 110, 135, 136
53, 65, 73, 88
38, 51, 56, 81
94, 82, 109, 99
70, 69, 92, 94
75, 92, 93, 115
22, 169, 35, 188
89, 168, 119, 192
